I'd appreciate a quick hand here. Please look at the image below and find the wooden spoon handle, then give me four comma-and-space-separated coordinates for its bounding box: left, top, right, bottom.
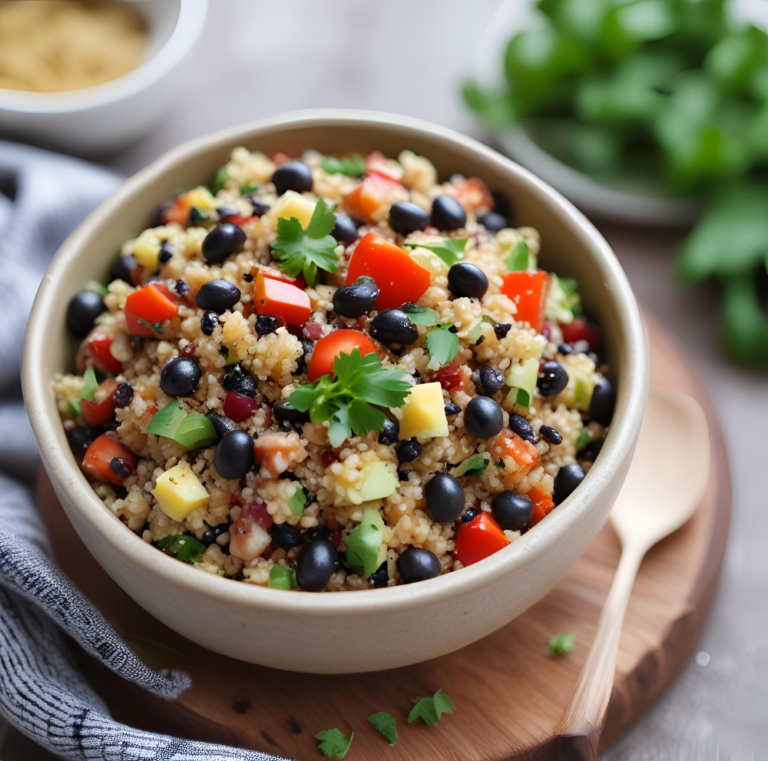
554, 545, 644, 759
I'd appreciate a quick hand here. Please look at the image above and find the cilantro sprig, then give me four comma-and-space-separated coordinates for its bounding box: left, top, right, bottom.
271, 197, 340, 287
407, 689, 455, 726
288, 349, 411, 446
425, 323, 459, 366
322, 154, 366, 177
156, 535, 207, 564
315, 728, 353, 759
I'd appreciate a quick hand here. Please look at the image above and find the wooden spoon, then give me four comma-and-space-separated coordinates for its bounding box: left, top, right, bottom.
555, 387, 710, 759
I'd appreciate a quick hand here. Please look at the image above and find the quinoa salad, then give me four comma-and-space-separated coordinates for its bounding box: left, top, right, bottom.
56, 147, 616, 592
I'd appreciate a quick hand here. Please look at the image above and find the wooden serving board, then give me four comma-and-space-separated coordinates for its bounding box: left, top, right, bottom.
37, 314, 731, 760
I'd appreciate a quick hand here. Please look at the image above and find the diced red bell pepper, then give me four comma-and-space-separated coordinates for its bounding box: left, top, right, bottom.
453, 177, 494, 212
365, 151, 403, 182
220, 213, 251, 227
253, 273, 311, 326
346, 232, 431, 310
81, 378, 119, 427
559, 317, 601, 350
81, 433, 137, 486
528, 486, 555, 527
223, 391, 258, 423
260, 268, 307, 290
344, 175, 407, 220
125, 282, 179, 337
501, 271, 550, 333
454, 512, 511, 567
490, 429, 541, 472
77, 331, 123, 376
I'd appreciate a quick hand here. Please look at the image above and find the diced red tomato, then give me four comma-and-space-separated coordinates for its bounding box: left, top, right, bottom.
365, 151, 404, 182
490, 429, 541, 472
308, 329, 377, 382
77, 331, 123, 376
501, 271, 550, 333
81, 378, 119, 427
161, 199, 189, 227
220, 213, 251, 227
253, 432, 308, 478
223, 391, 258, 423
81, 433, 137, 486
344, 175, 407, 220
230, 501, 273, 562
125, 282, 179, 337
346, 232, 431, 310
435, 364, 470, 392
452, 177, 494, 212
559, 317, 601, 350
253, 273, 311, 326
272, 151, 293, 165
454, 512, 511, 567
528, 486, 555, 527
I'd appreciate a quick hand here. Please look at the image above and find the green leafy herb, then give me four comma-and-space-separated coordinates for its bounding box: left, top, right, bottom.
368, 712, 397, 745
240, 182, 259, 195
322, 154, 366, 177
210, 164, 229, 195
67, 398, 82, 416
80, 366, 99, 402
288, 349, 411, 446
188, 207, 208, 225
268, 565, 297, 590
452, 453, 491, 478
147, 400, 218, 449
345, 507, 385, 579
271, 197, 339, 287
85, 280, 109, 297
156, 535, 207, 564
400, 302, 441, 327
407, 689, 455, 726
219, 344, 239, 366
545, 273, 583, 323
575, 428, 591, 450
425, 324, 459, 366
287, 484, 307, 516
547, 632, 575, 656
504, 240, 531, 272
315, 728, 353, 759
413, 238, 467, 267
136, 317, 162, 337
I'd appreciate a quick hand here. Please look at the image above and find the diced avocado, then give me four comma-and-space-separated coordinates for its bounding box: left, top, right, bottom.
345, 506, 387, 578
347, 461, 399, 505
506, 357, 540, 408
153, 461, 209, 522
396, 382, 449, 440
409, 247, 449, 277
270, 190, 316, 228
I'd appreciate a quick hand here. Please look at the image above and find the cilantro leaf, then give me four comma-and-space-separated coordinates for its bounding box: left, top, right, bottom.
400, 302, 441, 327
272, 197, 339, 287
156, 535, 207, 564
210, 164, 229, 194
147, 400, 218, 449
408, 689, 455, 726
425, 324, 459, 366
414, 238, 467, 266
80, 366, 99, 402
315, 728, 353, 759
287, 484, 306, 516
547, 632, 575, 656
322, 154, 366, 177
505, 240, 531, 271
345, 507, 385, 579
368, 712, 397, 745
268, 565, 297, 589
452, 453, 490, 477
240, 182, 259, 195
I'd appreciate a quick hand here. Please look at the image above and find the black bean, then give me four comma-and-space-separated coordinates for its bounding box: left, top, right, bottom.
464, 396, 504, 439
272, 161, 313, 195
109, 254, 137, 284
296, 540, 341, 591
448, 262, 488, 300
369, 561, 389, 588
110, 457, 134, 478
479, 366, 504, 396
460, 507, 478, 523
370, 309, 418, 345
66, 426, 100, 458
389, 201, 429, 234
202, 522, 230, 546
558, 343, 574, 355
378, 418, 400, 445
270, 523, 303, 549
305, 525, 331, 543
273, 400, 309, 425
494, 323, 512, 340
255, 315, 279, 337
509, 413, 539, 444
478, 211, 508, 232
67, 291, 105, 336
113, 383, 134, 408
249, 197, 270, 216
200, 311, 219, 335
398, 469, 414, 482
553, 464, 586, 505
158, 242, 173, 264
196, 279, 241, 314
397, 547, 441, 583
537, 361, 569, 397
581, 438, 605, 462
242, 272, 254, 283
202, 223, 246, 264
332, 276, 379, 318
397, 439, 422, 463
214, 430, 255, 480
175, 278, 190, 296
206, 412, 239, 437
160, 357, 201, 397
431, 195, 466, 231
590, 379, 616, 425
492, 491, 533, 531
331, 215, 358, 246
444, 401, 461, 417
223, 365, 256, 398
540, 425, 562, 445
424, 473, 465, 522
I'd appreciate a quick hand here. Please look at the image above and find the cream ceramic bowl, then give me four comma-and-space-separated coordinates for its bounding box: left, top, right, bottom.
22, 110, 648, 674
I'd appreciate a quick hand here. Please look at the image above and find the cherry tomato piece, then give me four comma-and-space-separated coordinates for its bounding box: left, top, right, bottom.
77, 330, 123, 376
308, 329, 376, 382
81, 433, 137, 486
81, 378, 118, 427
344, 175, 406, 220
500, 271, 550, 333
559, 317, 601, 350
454, 512, 511, 567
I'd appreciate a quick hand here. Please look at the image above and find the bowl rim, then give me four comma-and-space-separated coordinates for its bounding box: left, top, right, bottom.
22, 109, 648, 616
0, 0, 208, 114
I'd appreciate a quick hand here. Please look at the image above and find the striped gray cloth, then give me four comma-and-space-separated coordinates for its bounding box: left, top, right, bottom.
0, 142, 284, 761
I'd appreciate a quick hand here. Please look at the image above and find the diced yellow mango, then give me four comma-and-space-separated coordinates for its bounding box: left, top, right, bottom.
132, 233, 162, 270
184, 186, 217, 213
395, 382, 449, 440
270, 191, 316, 228
344, 460, 399, 505
152, 461, 209, 522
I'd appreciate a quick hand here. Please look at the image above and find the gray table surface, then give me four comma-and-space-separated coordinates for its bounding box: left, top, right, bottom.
5, 2, 767, 758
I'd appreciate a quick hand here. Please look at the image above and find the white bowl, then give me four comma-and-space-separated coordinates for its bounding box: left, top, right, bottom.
0, 0, 207, 156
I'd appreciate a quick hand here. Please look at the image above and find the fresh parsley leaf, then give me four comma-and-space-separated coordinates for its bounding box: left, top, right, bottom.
240, 182, 259, 195
452, 453, 490, 477
67, 398, 82, 416
156, 535, 207, 564
368, 712, 397, 745
271, 197, 339, 287
80, 366, 99, 402
425, 324, 459, 366
505, 240, 531, 272
548, 632, 575, 656
268, 565, 297, 590
315, 728, 353, 759
407, 689, 455, 726
147, 400, 218, 449
400, 302, 441, 327
287, 484, 306, 516
345, 507, 385, 579
85, 280, 109, 297
414, 238, 467, 267
210, 164, 229, 195
322, 154, 366, 177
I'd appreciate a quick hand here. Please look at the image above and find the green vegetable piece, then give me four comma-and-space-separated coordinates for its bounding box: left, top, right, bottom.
345, 506, 386, 579
67, 399, 82, 416
467, 315, 496, 344
240, 182, 259, 195
548, 631, 575, 655
287, 484, 307, 516
321, 154, 366, 177
453, 453, 491, 478
545, 273, 582, 323
147, 400, 218, 449
425, 324, 459, 366
271, 197, 340, 287
210, 164, 229, 195
80, 366, 99, 402
219, 344, 239, 366
85, 280, 109, 297
575, 427, 591, 450
414, 238, 467, 267
505, 357, 539, 408
156, 535, 207, 564
268, 565, 297, 590
399, 302, 441, 327
315, 728, 353, 759
368, 712, 397, 745
407, 689, 455, 726
504, 240, 531, 272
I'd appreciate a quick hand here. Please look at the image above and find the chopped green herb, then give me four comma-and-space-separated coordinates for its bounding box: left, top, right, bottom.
425, 324, 459, 366
315, 728, 353, 759
345, 506, 385, 579
136, 316, 162, 337
219, 344, 239, 366
407, 688, 455, 726
268, 565, 297, 590
453, 453, 491, 477
80, 366, 99, 402
575, 428, 591, 450
85, 280, 109, 297
240, 182, 260, 195
368, 712, 397, 745
271, 197, 339, 287
188, 207, 208, 225
288, 349, 410, 446
467, 315, 496, 344
322, 154, 366, 177
413, 238, 467, 267
67, 398, 82, 416
399, 302, 441, 327
546, 274, 582, 323
156, 535, 207, 564
147, 400, 218, 449
210, 164, 229, 195
287, 484, 307, 516
504, 240, 531, 272
547, 632, 575, 656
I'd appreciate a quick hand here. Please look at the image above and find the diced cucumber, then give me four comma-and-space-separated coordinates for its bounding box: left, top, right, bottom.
467, 315, 495, 344
505, 357, 540, 409
545, 273, 582, 324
